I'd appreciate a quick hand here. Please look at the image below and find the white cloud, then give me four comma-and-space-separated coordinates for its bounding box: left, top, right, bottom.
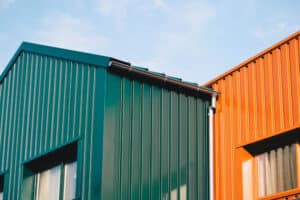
94, 0, 169, 30
176, 1, 216, 31
253, 22, 300, 39
0, 0, 15, 9
31, 13, 110, 54
24, 1, 216, 83
96, 0, 115, 16
137, 1, 216, 79
95, 0, 131, 30
95, 0, 130, 18
153, 0, 166, 9
0, 33, 8, 41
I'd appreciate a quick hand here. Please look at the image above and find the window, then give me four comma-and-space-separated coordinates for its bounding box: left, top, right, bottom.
0, 175, 3, 200
257, 143, 297, 197
162, 184, 187, 200
35, 161, 77, 200
242, 133, 299, 199
62, 161, 77, 199
22, 142, 77, 200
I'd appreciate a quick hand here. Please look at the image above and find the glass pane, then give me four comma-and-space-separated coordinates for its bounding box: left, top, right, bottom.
170, 189, 177, 200
0, 192, 3, 200
37, 165, 61, 200
22, 168, 35, 200
276, 147, 284, 192
257, 143, 297, 197
283, 145, 292, 190
290, 144, 297, 188
269, 150, 277, 193
265, 152, 272, 195
180, 184, 187, 200
63, 161, 77, 200
257, 154, 266, 197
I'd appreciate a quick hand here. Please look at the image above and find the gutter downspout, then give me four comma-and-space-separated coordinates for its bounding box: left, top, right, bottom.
209, 93, 217, 200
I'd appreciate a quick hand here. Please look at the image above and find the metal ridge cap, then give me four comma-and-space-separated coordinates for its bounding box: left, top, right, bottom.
109, 60, 219, 96
0, 41, 111, 84
20, 42, 111, 67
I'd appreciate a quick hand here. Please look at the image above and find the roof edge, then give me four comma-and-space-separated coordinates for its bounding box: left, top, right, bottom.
205, 30, 300, 86
0, 42, 111, 83
20, 42, 111, 67
0, 42, 24, 82
1, 41, 218, 97
109, 59, 218, 97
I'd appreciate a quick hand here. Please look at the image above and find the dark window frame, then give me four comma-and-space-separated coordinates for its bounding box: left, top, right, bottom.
0, 174, 4, 199
242, 130, 300, 198
22, 142, 78, 200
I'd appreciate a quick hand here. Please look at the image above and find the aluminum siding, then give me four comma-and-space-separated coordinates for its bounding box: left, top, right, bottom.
207, 32, 300, 200
101, 72, 210, 200
0, 51, 101, 199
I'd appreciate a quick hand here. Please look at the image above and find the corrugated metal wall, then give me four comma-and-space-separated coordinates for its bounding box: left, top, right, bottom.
0, 51, 101, 199
206, 32, 300, 200
101, 72, 210, 200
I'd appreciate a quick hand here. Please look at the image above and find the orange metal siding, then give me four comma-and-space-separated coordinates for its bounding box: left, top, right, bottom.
206, 31, 300, 200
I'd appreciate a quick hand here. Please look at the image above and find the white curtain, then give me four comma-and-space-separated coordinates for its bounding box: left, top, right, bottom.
180, 184, 187, 200
170, 188, 177, 200
63, 161, 77, 200
36, 165, 61, 200
257, 144, 297, 197
35, 161, 77, 200
164, 184, 186, 200
0, 192, 3, 200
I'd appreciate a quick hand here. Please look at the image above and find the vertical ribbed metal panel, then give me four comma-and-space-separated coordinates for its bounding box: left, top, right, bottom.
101, 72, 210, 200
0, 52, 98, 199
206, 32, 300, 200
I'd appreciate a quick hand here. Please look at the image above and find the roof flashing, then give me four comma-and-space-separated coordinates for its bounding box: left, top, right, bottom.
0, 42, 218, 97
0, 41, 111, 83
108, 59, 218, 97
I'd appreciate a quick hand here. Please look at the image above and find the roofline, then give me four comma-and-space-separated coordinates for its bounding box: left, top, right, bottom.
0, 42, 110, 83
109, 59, 218, 96
204, 30, 300, 86
0, 42, 218, 96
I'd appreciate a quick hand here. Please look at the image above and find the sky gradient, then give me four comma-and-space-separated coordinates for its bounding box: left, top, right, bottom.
0, 0, 300, 84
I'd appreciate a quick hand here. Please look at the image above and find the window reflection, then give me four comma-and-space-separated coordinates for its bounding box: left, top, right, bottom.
34, 161, 77, 200
162, 184, 187, 200
257, 144, 297, 197
63, 161, 77, 200
36, 165, 61, 200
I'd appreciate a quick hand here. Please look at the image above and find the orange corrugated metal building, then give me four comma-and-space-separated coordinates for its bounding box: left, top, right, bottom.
206, 31, 300, 200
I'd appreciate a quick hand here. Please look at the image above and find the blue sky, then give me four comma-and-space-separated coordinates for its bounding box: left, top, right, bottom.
0, 0, 300, 84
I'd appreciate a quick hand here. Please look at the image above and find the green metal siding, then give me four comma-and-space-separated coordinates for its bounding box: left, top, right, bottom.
0, 42, 212, 200
0, 42, 110, 82
101, 72, 210, 200
0, 51, 104, 200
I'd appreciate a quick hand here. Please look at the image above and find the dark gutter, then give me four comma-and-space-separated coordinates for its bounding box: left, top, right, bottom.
108, 59, 218, 96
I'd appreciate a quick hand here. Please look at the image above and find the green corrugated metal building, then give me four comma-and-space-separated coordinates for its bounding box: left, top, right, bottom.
0, 42, 216, 200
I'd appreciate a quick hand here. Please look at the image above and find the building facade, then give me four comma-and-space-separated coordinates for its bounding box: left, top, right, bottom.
206, 31, 300, 200
0, 42, 215, 200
